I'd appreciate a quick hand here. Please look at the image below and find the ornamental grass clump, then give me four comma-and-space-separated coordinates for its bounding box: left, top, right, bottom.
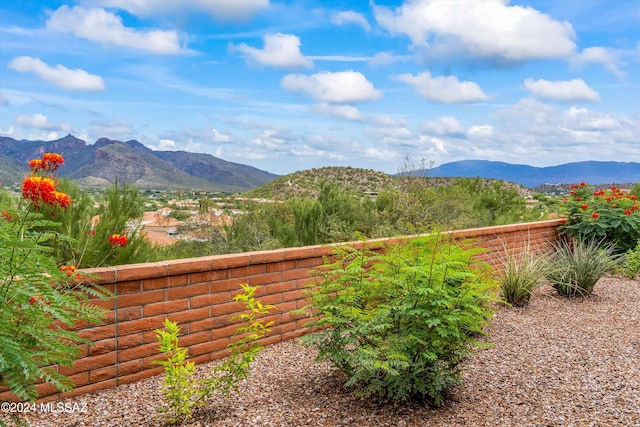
559, 181, 640, 253
497, 242, 548, 307
296, 234, 496, 406
545, 238, 618, 297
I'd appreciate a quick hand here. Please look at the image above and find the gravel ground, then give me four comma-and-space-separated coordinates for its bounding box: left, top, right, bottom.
8, 276, 640, 427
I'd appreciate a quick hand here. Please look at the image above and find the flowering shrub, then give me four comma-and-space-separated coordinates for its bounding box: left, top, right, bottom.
559, 182, 640, 253
0, 153, 113, 401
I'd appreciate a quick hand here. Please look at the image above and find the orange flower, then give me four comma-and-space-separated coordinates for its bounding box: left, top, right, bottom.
570, 185, 579, 189
108, 233, 127, 247
22, 176, 57, 205
591, 212, 599, 219
633, 205, 639, 211
580, 181, 586, 187
611, 204, 617, 208
1, 210, 11, 221
559, 219, 567, 224
630, 195, 637, 201
624, 209, 632, 215
59, 265, 77, 277
42, 153, 64, 172
575, 197, 582, 201
28, 159, 44, 171
53, 191, 71, 209
605, 197, 612, 202
581, 204, 588, 210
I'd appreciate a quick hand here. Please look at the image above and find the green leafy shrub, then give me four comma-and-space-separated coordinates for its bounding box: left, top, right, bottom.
497, 243, 548, 306
622, 241, 640, 279
0, 153, 111, 401
559, 182, 640, 253
296, 235, 496, 405
545, 238, 618, 297
154, 284, 275, 424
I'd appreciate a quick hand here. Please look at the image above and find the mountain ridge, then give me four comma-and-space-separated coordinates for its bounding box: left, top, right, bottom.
0, 135, 278, 192
426, 159, 640, 187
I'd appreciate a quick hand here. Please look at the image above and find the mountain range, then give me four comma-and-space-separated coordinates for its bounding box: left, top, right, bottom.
0, 135, 278, 192
426, 160, 640, 188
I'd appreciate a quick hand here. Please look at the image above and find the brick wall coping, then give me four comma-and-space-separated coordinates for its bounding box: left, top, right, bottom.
84, 219, 563, 283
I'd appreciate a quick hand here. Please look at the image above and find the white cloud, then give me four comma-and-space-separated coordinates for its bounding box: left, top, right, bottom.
159, 139, 177, 150
332, 11, 370, 32
281, 70, 382, 103
393, 71, 489, 104
8, 56, 106, 91
311, 103, 366, 121
46, 6, 182, 54
564, 107, 618, 131
0, 126, 15, 136
88, 0, 269, 21
468, 125, 494, 138
422, 116, 466, 137
233, 33, 312, 69
524, 78, 600, 102
0, 92, 7, 106
211, 128, 232, 142
365, 147, 398, 160
368, 52, 411, 66
14, 114, 72, 132
374, 0, 576, 62
570, 47, 626, 79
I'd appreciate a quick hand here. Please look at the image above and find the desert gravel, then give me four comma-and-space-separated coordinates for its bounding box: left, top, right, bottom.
8, 276, 640, 427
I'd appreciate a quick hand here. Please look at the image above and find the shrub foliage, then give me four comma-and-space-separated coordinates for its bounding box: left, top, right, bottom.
296, 234, 496, 405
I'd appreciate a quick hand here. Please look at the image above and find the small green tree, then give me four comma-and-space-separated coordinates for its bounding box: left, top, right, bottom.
296, 234, 496, 405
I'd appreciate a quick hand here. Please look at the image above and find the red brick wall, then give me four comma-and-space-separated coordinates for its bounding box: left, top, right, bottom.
2, 220, 561, 401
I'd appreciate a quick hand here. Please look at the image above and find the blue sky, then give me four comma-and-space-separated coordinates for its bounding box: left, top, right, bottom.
1, 0, 639, 175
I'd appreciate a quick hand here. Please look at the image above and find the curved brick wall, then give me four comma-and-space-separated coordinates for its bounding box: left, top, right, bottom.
1, 220, 561, 401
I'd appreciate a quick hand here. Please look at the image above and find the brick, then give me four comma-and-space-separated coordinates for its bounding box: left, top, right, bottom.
282, 268, 310, 281
189, 354, 212, 366
78, 325, 115, 341
210, 324, 239, 341
118, 342, 160, 363
143, 299, 189, 316
168, 307, 211, 324
283, 247, 315, 260
283, 289, 306, 302
117, 368, 164, 386
249, 250, 285, 264
256, 335, 282, 347
82, 267, 116, 284
143, 354, 167, 369
229, 264, 265, 279
117, 333, 144, 349
118, 315, 166, 336
211, 278, 245, 293
116, 281, 142, 294
89, 339, 116, 356
116, 306, 142, 322
142, 276, 168, 291
247, 272, 282, 286
166, 258, 212, 275
191, 270, 229, 284
167, 283, 209, 300
189, 338, 228, 357
117, 290, 166, 308
167, 274, 189, 287
69, 372, 89, 388
116, 263, 167, 282
211, 301, 245, 316
89, 366, 117, 383
264, 280, 298, 295
59, 379, 118, 399
189, 315, 229, 333
281, 329, 310, 342
260, 293, 282, 306
179, 331, 210, 347
117, 360, 143, 376
270, 321, 297, 335
91, 298, 116, 310
210, 254, 250, 270
59, 352, 116, 376
190, 292, 229, 308
296, 257, 323, 268
266, 260, 296, 273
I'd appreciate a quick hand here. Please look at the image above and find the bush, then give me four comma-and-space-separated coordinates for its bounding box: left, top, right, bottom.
622, 241, 640, 279
154, 284, 274, 424
559, 182, 640, 253
497, 243, 547, 306
0, 153, 111, 401
296, 235, 496, 405
545, 238, 618, 297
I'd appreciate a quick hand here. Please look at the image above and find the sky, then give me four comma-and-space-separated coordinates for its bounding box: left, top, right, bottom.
1, 0, 639, 176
